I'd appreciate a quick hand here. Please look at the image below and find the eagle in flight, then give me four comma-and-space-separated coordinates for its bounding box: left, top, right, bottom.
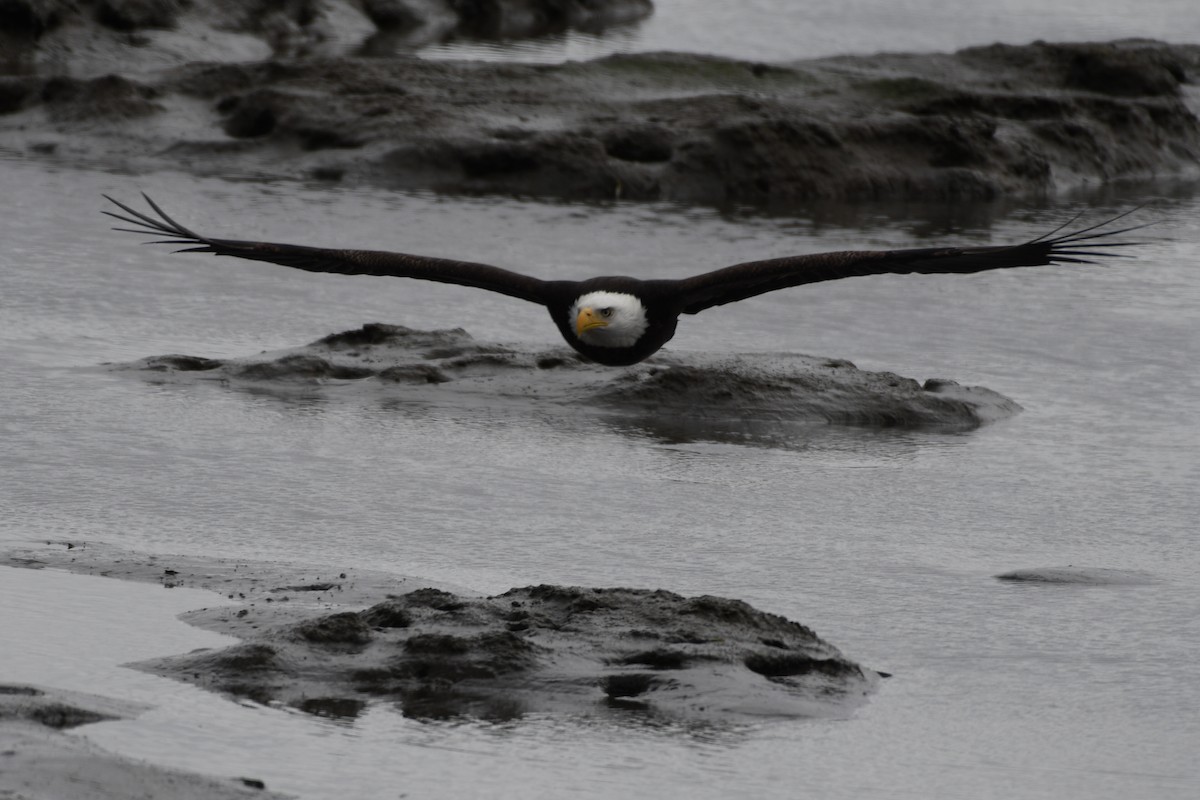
105, 195, 1141, 366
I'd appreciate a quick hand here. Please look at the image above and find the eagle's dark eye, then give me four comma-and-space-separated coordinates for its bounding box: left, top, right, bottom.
600, 307, 614, 318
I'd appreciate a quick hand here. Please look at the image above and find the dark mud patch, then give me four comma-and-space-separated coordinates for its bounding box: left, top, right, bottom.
2, 543, 880, 723
109, 322, 1022, 432
995, 566, 1157, 585
0, 686, 122, 730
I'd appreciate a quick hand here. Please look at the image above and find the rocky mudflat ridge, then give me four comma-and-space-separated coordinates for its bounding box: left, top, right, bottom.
3, 1, 1199, 205
1, 0, 655, 62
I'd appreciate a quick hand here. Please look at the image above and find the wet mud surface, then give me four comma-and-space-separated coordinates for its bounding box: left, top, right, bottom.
3, 2, 1199, 205
111, 322, 1023, 430
3, 543, 880, 723
0, 684, 289, 799
0, 685, 132, 730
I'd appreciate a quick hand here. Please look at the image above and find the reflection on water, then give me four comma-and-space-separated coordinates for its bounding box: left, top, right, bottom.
598, 411, 969, 456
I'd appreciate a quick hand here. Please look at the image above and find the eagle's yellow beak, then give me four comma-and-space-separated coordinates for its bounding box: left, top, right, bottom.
576, 307, 608, 336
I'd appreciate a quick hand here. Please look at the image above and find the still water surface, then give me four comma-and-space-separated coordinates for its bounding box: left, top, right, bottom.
421, 0, 1200, 63
1, 151, 1198, 799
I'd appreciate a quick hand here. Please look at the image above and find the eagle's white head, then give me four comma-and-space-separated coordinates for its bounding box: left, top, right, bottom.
570, 291, 648, 348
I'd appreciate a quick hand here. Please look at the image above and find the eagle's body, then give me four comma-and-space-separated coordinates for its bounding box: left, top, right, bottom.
104, 195, 1141, 366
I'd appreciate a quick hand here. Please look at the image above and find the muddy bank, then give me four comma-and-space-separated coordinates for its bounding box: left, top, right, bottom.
2, 2, 1198, 205
2, 543, 880, 722
0, 685, 290, 799
110, 322, 1021, 429
0, 0, 653, 67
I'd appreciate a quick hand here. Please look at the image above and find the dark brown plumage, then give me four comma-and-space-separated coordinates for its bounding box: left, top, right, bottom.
104, 194, 1143, 366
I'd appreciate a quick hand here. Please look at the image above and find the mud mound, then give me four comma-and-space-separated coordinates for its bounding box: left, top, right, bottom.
3, 543, 880, 723
138, 584, 879, 721
112, 322, 1022, 429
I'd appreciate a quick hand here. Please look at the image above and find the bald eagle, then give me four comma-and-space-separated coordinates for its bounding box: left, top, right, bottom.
105, 195, 1141, 367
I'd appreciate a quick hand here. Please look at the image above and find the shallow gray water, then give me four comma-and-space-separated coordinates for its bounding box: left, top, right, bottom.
422, 0, 1200, 63
2, 147, 1199, 800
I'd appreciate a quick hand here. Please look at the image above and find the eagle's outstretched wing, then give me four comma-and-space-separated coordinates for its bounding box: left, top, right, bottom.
104, 194, 553, 306
674, 213, 1147, 315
